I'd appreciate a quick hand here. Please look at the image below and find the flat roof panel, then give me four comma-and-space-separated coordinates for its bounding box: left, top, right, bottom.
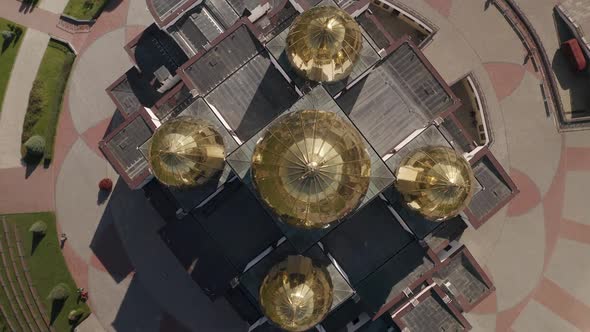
192, 182, 283, 270
468, 158, 512, 220
356, 241, 434, 314
184, 25, 264, 95
160, 217, 238, 296
337, 68, 427, 155
322, 198, 414, 285
105, 116, 152, 180
206, 53, 299, 140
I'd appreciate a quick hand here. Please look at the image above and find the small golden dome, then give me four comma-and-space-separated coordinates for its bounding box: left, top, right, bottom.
251, 110, 371, 229
148, 117, 225, 188
286, 6, 363, 82
395, 146, 474, 221
259, 255, 333, 331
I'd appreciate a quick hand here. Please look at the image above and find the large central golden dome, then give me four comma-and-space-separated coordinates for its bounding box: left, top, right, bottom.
395, 146, 474, 221
148, 117, 225, 188
286, 6, 363, 82
259, 255, 333, 331
251, 110, 371, 229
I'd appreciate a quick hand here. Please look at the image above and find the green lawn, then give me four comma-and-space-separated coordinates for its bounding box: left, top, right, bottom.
22, 40, 76, 164
63, 0, 109, 20
0, 19, 26, 114
4, 212, 90, 331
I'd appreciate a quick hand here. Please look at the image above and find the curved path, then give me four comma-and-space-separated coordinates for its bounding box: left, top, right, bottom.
0, 0, 589, 330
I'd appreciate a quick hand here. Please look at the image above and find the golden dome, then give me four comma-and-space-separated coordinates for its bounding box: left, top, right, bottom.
259, 255, 333, 331
148, 117, 225, 188
251, 110, 371, 229
286, 6, 363, 82
395, 146, 474, 221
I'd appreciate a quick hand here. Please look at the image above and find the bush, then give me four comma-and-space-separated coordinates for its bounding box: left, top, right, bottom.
29, 220, 47, 235
1, 30, 14, 40
98, 178, 113, 191
24, 135, 45, 157
47, 283, 70, 301
67, 308, 83, 321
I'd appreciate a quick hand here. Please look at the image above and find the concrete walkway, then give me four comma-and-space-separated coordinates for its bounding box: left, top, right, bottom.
0, 29, 49, 169
39, 0, 70, 15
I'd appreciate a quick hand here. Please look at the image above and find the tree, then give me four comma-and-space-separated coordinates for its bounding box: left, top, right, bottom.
29, 220, 47, 235
47, 283, 70, 301
98, 178, 113, 191
68, 308, 84, 321
24, 135, 45, 158
1, 30, 14, 40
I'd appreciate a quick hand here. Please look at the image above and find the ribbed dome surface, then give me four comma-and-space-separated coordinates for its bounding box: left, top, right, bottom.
395, 146, 474, 221
148, 117, 225, 188
286, 6, 363, 82
259, 255, 333, 331
251, 110, 371, 229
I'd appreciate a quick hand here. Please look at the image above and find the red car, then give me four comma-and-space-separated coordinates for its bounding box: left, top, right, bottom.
561, 38, 587, 72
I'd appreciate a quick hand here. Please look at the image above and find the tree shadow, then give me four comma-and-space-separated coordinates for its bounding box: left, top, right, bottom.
97, 190, 109, 205
18, 0, 36, 14
50, 299, 66, 325
22, 156, 42, 179
102, 0, 124, 13
31, 233, 44, 254
2, 38, 11, 54
89, 180, 134, 283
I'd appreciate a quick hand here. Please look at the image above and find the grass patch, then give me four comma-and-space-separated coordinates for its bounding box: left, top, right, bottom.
4, 212, 90, 331
0, 18, 26, 114
21, 40, 75, 164
63, 0, 109, 20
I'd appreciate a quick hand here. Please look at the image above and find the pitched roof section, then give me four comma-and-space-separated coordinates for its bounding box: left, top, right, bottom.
147, 0, 201, 27
180, 24, 264, 96
99, 112, 156, 188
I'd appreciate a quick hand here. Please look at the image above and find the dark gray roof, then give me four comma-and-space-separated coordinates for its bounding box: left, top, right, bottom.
423, 217, 468, 252
154, 84, 194, 120
184, 25, 264, 96
336, 68, 426, 155
206, 0, 240, 28
151, 0, 191, 18
439, 117, 472, 153
192, 182, 283, 270
322, 197, 414, 285
381, 43, 453, 118
434, 250, 490, 305
105, 116, 153, 180
133, 24, 189, 74
159, 216, 238, 297
356, 241, 434, 314
357, 12, 391, 50
205, 52, 299, 140
226, 0, 260, 16
468, 158, 513, 220
399, 293, 466, 331
109, 76, 141, 116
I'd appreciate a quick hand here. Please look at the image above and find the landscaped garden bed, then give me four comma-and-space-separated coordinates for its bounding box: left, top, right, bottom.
21, 40, 76, 165
0, 18, 26, 113
63, 0, 110, 20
